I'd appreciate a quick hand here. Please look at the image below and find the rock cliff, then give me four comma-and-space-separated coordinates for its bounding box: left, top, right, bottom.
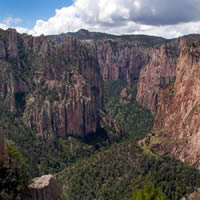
84, 39, 151, 82
49, 29, 167, 82
0, 28, 104, 138
136, 40, 180, 112
139, 35, 200, 168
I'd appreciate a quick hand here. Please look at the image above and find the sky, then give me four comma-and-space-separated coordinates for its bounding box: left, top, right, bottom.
1, 0, 200, 38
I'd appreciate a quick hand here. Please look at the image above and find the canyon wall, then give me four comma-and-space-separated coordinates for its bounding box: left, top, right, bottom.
139, 35, 200, 168
0, 28, 104, 138
136, 40, 180, 112
153, 36, 200, 167
49, 29, 167, 82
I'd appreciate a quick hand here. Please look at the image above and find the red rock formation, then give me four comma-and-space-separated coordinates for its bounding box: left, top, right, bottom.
136, 41, 180, 112
139, 35, 200, 168
49, 30, 167, 83
0, 29, 104, 138
152, 37, 200, 167
82, 39, 151, 82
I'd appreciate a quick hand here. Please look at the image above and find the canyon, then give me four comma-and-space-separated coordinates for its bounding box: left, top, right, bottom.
50, 30, 200, 169
1, 28, 200, 168
1, 28, 200, 199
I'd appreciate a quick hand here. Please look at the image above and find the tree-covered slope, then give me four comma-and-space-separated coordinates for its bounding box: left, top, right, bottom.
57, 140, 200, 200
104, 80, 154, 140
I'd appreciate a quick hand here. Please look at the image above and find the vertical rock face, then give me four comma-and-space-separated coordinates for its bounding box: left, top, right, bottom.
0, 28, 168, 139
153, 37, 200, 167
139, 35, 200, 168
136, 41, 180, 113
88, 39, 151, 82
23, 37, 104, 138
49, 29, 168, 82
0, 28, 104, 138
25, 175, 63, 200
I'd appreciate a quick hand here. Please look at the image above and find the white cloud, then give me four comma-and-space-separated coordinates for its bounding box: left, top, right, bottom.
28, 0, 200, 38
15, 26, 29, 34
3, 17, 22, 26
1, 0, 200, 38
0, 23, 29, 34
0, 16, 29, 35
0, 23, 9, 30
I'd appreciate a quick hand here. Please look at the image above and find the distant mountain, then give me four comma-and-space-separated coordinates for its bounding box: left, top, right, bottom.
48, 29, 168, 46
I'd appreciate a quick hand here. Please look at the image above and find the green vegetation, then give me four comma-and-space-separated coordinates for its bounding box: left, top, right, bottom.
57, 140, 200, 200
1, 29, 200, 200
104, 80, 154, 140
55, 79, 200, 200
128, 183, 168, 200
47, 89, 59, 103
0, 78, 195, 200
0, 99, 96, 176
166, 88, 174, 97
0, 141, 30, 200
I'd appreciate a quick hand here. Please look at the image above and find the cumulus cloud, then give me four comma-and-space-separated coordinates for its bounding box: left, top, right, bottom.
29, 0, 200, 38
1, 0, 200, 38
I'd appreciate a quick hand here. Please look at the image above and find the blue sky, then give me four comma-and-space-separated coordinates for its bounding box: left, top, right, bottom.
0, 0, 73, 28
0, 0, 200, 38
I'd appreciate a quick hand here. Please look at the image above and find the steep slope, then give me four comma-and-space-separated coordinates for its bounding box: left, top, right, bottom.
49, 29, 168, 82
57, 140, 200, 200
139, 35, 200, 168
0, 28, 104, 138
136, 39, 180, 113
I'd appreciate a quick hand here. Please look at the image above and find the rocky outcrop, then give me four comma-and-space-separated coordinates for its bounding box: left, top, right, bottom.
0, 28, 104, 138
0, 28, 168, 139
119, 88, 132, 104
136, 40, 180, 113
25, 175, 63, 200
99, 110, 124, 141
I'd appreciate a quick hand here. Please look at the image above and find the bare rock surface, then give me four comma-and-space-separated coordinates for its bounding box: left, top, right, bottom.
25, 175, 63, 200
140, 35, 200, 168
